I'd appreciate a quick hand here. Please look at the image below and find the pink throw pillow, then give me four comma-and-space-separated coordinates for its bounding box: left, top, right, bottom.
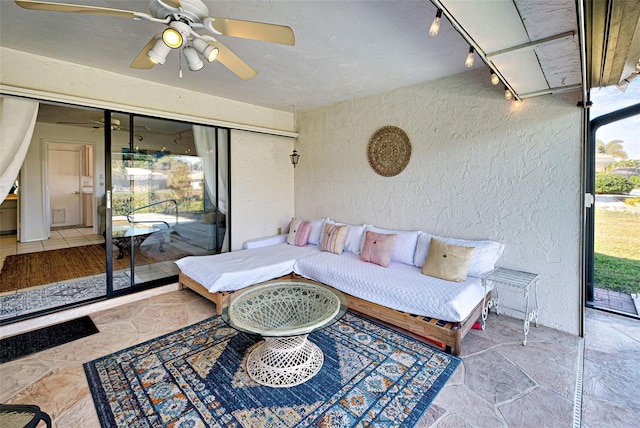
287, 219, 312, 247
360, 231, 397, 267
294, 221, 312, 246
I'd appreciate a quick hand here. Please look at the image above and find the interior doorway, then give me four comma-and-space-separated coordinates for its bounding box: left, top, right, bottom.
47, 142, 83, 228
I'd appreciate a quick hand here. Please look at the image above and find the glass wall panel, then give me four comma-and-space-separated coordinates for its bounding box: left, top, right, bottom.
0, 99, 230, 322
0, 99, 108, 322
109, 114, 228, 291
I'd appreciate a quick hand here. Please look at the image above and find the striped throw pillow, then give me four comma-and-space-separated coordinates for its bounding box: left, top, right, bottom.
320, 223, 348, 255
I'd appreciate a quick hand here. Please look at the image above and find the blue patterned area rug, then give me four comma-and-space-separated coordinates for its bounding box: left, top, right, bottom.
84, 312, 460, 427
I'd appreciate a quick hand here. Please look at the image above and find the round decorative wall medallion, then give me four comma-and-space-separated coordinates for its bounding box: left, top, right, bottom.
367, 126, 411, 177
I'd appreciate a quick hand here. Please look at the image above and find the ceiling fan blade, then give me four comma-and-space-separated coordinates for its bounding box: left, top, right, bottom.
208, 17, 295, 46
56, 121, 95, 126
130, 37, 158, 70
209, 40, 258, 80
15, 0, 138, 19
158, 0, 182, 9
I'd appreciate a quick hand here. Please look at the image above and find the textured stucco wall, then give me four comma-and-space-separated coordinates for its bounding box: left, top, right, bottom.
231, 130, 294, 251
295, 68, 582, 334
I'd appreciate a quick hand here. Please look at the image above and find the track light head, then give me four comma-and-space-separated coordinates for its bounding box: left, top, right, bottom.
465, 47, 474, 68
504, 86, 513, 100
490, 71, 499, 85
429, 9, 443, 37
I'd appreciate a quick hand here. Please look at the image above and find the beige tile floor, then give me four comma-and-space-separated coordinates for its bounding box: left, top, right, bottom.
0, 290, 638, 427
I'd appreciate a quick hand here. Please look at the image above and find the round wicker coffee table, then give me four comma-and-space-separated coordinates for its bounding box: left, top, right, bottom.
222, 281, 348, 388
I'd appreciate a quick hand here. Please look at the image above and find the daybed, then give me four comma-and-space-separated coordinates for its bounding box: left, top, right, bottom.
171, 209, 226, 251
175, 219, 504, 355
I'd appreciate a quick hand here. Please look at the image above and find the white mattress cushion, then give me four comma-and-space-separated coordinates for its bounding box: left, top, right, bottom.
294, 252, 488, 322
176, 243, 320, 292
243, 234, 287, 249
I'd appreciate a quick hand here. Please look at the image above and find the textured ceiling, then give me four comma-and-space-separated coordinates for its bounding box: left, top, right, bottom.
1, 0, 478, 112
0, 0, 589, 114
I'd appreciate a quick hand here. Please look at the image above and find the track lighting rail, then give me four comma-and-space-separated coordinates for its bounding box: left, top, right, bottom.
429, 0, 521, 101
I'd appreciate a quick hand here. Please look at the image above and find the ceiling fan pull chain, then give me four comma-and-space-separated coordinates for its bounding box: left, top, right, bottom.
179, 47, 183, 78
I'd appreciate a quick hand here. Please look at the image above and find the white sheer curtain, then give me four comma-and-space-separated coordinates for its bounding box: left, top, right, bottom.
192, 125, 229, 250
192, 125, 228, 214
0, 97, 39, 203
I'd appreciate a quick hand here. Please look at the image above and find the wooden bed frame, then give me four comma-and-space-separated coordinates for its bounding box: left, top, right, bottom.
178, 272, 489, 356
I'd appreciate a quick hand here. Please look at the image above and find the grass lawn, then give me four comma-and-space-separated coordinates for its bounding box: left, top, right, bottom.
594, 209, 640, 294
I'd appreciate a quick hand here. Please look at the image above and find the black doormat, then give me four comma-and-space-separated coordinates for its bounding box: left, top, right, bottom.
0, 316, 99, 363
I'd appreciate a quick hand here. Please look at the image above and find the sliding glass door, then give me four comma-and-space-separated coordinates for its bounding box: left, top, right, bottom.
0, 97, 231, 322
107, 113, 229, 295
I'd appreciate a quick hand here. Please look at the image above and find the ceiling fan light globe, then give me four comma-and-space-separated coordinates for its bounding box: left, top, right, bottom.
192, 38, 219, 62
205, 46, 219, 62
147, 39, 171, 65
162, 27, 183, 48
184, 46, 204, 71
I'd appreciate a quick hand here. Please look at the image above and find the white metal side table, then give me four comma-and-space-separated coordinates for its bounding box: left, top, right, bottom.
481, 267, 539, 345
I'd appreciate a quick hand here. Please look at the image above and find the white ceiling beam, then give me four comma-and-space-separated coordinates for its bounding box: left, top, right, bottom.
485, 31, 576, 58
519, 84, 582, 99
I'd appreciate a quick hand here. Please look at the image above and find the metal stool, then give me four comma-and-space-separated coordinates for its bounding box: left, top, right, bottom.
0, 404, 52, 428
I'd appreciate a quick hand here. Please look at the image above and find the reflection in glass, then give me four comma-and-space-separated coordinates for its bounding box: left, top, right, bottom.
110, 116, 228, 288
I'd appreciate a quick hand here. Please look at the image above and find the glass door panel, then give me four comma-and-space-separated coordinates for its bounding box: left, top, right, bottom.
109, 115, 228, 291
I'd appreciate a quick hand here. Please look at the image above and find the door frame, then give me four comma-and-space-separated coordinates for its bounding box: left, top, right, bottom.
44, 139, 91, 232
585, 102, 640, 306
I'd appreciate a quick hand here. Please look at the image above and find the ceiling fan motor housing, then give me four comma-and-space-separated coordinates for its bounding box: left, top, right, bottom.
148, 0, 209, 23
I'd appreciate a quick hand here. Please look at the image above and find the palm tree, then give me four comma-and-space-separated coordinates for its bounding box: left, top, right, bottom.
596, 139, 628, 159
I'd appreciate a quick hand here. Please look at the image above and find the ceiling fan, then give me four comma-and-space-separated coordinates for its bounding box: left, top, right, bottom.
57, 117, 150, 132
15, 0, 296, 80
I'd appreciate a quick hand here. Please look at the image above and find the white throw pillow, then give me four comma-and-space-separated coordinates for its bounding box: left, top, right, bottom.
365, 225, 420, 266
307, 218, 329, 246
414, 232, 504, 278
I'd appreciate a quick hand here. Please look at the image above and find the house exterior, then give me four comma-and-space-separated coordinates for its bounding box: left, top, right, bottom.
1, 46, 582, 335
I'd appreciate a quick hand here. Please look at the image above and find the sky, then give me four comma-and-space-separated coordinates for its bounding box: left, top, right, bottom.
590, 80, 640, 160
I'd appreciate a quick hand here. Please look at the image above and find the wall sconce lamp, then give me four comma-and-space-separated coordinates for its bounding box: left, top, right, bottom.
290, 149, 300, 168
